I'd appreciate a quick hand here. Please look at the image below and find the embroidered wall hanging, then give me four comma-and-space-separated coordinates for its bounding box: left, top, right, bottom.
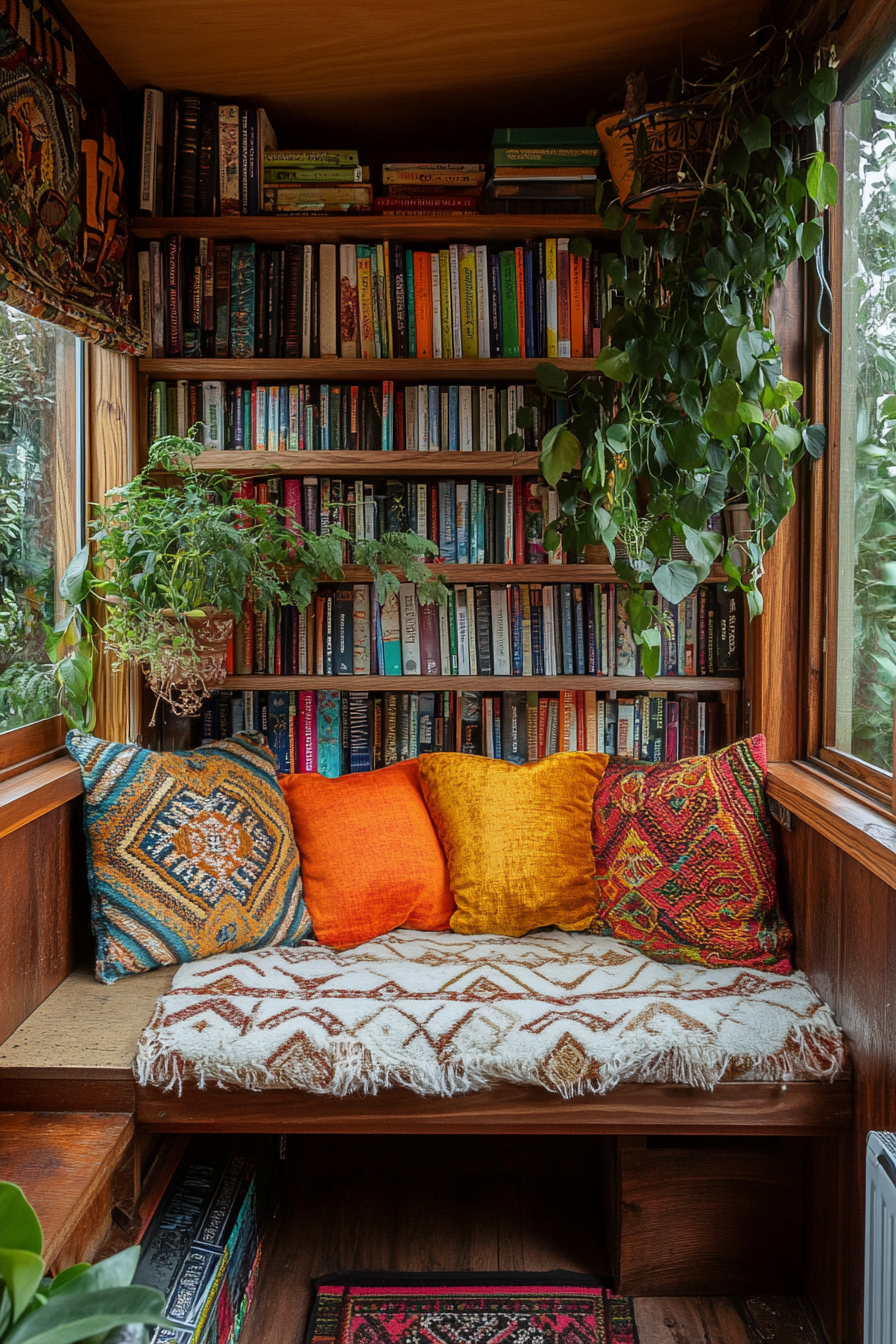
0, 0, 145, 352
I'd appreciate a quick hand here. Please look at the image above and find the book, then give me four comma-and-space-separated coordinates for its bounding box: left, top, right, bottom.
218, 105, 240, 216
319, 243, 338, 357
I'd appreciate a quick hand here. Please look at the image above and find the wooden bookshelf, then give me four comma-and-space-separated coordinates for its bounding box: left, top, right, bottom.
226, 675, 741, 692
336, 564, 731, 584
189, 449, 539, 475
131, 216, 635, 245
139, 357, 595, 380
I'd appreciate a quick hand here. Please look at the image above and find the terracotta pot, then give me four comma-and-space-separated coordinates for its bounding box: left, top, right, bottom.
596, 101, 719, 212
144, 606, 236, 717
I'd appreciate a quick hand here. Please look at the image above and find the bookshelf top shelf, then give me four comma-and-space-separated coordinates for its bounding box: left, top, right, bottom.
225, 675, 742, 693
139, 357, 596, 380
131, 215, 637, 244
334, 564, 731, 584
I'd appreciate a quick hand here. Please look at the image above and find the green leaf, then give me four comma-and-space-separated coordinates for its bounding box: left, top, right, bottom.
746, 586, 764, 619
797, 208, 820, 263
43, 1267, 89, 1298
679, 379, 703, 423
58, 546, 92, 605
683, 524, 722, 581
741, 114, 771, 154
3, 1285, 170, 1344
806, 152, 827, 207
56, 657, 88, 703
0, 1184, 43, 1255
515, 405, 534, 429
594, 347, 633, 383
704, 247, 731, 281
880, 395, 896, 420
666, 421, 706, 468
620, 216, 645, 259
539, 426, 581, 487
703, 378, 742, 438
653, 561, 700, 605
803, 423, 827, 459
719, 324, 755, 381
535, 362, 568, 395
49, 1249, 140, 1298
738, 400, 764, 424
638, 626, 661, 680
821, 161, 838, 208
809, 66, 838, 106
0, 1249, 45, 1323
503, 432, 524, 452
568, 235, 592, 260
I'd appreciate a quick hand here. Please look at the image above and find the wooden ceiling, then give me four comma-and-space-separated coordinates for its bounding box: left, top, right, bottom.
65, 0, 767, 152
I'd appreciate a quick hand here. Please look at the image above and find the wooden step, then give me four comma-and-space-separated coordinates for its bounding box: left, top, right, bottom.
0, 1111, 134, 1272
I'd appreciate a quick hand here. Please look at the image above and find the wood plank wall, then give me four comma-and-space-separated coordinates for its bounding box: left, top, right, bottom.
779, 818, 894, 1344
0, 799, 85, 1044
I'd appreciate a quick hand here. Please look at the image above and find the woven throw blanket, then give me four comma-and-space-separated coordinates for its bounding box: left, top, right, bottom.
135, 929, 847, 1097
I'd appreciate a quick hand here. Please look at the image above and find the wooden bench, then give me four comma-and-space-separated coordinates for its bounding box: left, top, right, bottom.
0, 964, 853, 1136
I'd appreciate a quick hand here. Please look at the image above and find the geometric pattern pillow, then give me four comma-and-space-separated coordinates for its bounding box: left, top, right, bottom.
67, 730, 311, 983
590, 735, 792, 973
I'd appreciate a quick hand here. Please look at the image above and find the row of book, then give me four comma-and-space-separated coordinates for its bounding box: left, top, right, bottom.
137, 236, 609, 360
230, 582, 741, 680
237, 475, 561, 564
204, 688, 727, 772
483, 126, 601, 215
147, 379, 556, 454
138, 89, 278, 217
133, 1138, 261, 1344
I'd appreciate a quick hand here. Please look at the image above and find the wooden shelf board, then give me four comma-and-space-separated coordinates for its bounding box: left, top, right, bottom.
188, 449, 541, 475
132, 216, 631, 244
139, 357, 595, 379
225, 675, 741, 692
338, 563, 729, 583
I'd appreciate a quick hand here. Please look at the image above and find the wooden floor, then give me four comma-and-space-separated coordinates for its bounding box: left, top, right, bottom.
239, 1136, 825, 1344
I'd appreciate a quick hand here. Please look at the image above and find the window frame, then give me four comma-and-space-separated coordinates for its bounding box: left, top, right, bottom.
0, 313, 87, 771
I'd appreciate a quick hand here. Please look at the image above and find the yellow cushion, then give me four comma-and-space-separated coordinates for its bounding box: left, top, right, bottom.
417, 752, 609, 937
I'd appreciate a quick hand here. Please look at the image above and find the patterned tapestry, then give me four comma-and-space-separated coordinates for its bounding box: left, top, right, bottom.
0, 0, 145, 352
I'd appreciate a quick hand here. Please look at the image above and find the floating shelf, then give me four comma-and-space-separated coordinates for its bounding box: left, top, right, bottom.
138, 357, 595, 379
335, 563, 730, 584
188, 449, 540, 475
131, 215, 633, 244
226, 675, 741, 692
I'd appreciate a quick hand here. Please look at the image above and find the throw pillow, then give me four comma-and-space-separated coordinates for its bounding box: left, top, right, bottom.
279, 759, 454, 948
67, 730, 310, 983
590, 734, 792, 972
417, 751, 609, 937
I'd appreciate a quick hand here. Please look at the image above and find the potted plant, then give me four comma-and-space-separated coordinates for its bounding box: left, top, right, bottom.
0, 1179, 170, 1342
53, 431, 445, 722
514, 32, 838, 676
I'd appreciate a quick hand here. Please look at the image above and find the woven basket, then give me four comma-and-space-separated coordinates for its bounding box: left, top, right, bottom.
143, 606, 235, 717
596, 101, 720, 212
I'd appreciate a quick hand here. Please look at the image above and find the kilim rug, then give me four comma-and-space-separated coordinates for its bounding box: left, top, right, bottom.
306, 1273, 639, 1344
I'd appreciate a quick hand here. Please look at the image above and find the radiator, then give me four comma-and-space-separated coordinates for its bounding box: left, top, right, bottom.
866, 1132, 896, 1344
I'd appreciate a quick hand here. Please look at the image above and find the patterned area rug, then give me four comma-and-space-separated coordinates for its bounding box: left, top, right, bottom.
136, 929, 847, 1098
307, 1275, 638, 1344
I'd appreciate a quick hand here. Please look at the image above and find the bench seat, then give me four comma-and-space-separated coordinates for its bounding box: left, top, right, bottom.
0, 930, 851, 1135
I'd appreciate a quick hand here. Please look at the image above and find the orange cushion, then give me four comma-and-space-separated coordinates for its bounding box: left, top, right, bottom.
279, 759, 454, 948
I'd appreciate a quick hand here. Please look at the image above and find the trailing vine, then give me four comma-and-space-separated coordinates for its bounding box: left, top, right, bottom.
520, 31, 838, 676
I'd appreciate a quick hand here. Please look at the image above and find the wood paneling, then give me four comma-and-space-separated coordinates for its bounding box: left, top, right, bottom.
777, 809, 896, 1344
135, 1079, 852, 1134
0, 758, 83, 842
0, 802, 81, 1045
61, 0, 765, 150
0, 716, 65, 772
0, 1111, 134, 1272
87, 344, 135, 744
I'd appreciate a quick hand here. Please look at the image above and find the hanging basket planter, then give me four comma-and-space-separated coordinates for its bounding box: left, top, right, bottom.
140, 606, 235, 719
596, 101, 720, 212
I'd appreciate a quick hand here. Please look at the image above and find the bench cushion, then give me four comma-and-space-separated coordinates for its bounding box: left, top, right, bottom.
135, 929, 846, 1098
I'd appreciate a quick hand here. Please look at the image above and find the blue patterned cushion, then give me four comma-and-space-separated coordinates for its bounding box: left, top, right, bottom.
67, 730, 311, 983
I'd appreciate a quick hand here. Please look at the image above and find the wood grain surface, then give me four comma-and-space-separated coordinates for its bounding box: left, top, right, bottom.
0, 803, 81, 1045
139, 358, 595, 380
0, 1111, 133, 1271
225, 674, 741, 692
132, 218, 633, 245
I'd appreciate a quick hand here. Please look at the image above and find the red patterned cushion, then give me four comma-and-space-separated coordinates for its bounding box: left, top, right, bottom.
591, 735, 792, 972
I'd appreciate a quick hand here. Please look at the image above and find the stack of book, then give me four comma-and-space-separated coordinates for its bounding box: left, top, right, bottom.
230, 581, 739, 682
483, 127, 601, 214
373, 163, 484, 216
147, 378, 557, 453
133, 1138, 261, 1344
137, 235, 609, 360
138, 89, 277, 217
262, 148, 372, 214
204, 687, 726, 770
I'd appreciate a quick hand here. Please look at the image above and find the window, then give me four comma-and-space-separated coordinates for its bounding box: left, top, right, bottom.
0, 303, 84, 739
829, 45, 896, 787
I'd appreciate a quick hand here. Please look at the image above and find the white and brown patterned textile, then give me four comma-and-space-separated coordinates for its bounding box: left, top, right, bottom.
135, 929, 847, 1097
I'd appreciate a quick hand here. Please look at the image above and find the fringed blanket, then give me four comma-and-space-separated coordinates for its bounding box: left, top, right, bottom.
135, 929, 847, 1098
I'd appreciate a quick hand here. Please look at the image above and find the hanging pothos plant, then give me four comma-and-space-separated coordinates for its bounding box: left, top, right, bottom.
53, 431, 446, 722
511, 32, 838, 677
